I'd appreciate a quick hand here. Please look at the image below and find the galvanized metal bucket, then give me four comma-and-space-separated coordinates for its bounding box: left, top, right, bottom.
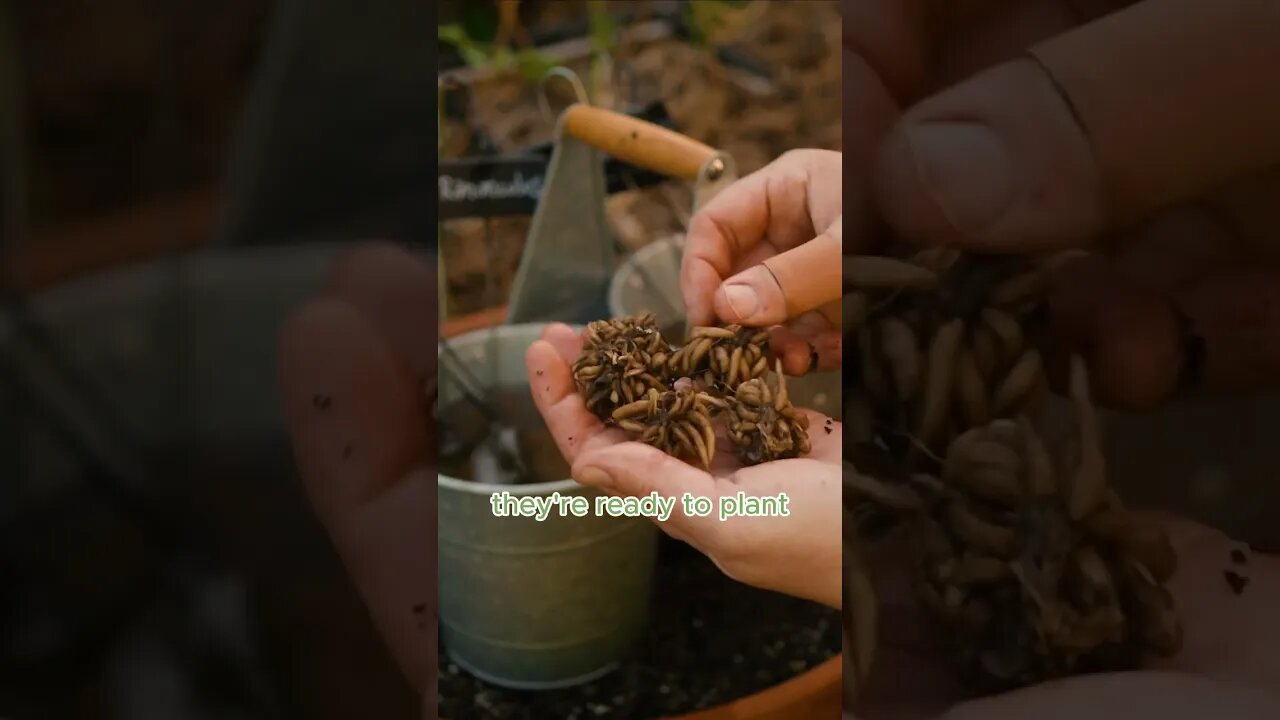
437, 323, 660, 689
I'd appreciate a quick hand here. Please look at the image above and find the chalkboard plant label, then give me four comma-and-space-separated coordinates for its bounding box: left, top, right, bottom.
437, 100, 676, 221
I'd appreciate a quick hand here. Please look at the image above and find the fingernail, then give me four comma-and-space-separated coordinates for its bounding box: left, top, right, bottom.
721, 284, 759, 322
906, 122, 1013, 232
576, 465, 613, 489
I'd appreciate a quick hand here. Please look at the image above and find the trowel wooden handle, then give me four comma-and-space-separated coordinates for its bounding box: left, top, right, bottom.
561, 104, 719, 181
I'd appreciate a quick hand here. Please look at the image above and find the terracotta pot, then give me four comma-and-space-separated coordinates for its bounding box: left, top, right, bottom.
442, 305, 509, 339
438, 307, 844, 719
9, 189, 221, 293
667, 655, 841, 720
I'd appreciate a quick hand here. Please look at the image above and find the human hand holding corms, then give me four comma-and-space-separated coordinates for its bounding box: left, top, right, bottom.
278, 242, 435, 715
528, 323, 843, 609
681, 149, 843, 376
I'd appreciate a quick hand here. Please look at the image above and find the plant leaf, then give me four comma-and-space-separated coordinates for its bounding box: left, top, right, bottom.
588, 5, 618, 54
459, 44, 491, 70
515, 50, 559, 84
488, 46, 516, 71
437, 24, 469, 45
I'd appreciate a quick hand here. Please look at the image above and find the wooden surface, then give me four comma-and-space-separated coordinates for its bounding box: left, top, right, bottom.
561, 104, 718, 181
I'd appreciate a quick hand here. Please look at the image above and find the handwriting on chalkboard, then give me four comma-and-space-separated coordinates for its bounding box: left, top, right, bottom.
438, 172, 544, 203
437, 100, 677, 221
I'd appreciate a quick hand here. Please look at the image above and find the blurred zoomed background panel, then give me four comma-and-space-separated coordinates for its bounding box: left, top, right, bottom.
1, 0, 429, 718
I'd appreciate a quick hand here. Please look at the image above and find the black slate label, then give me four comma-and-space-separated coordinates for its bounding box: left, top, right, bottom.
438, 155, 547, 220
438, 101, 676, 221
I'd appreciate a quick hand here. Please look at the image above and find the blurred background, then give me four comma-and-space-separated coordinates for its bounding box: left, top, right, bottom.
1, 0, 427, 718
437, 0, 840, 325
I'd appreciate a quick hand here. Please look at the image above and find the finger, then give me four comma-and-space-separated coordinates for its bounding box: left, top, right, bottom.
712, 218, 843, 328
682, 149, 842, 326
1032, 0, 1280, 223
1136, 512, 1280, 689
812, 330, 843, 371
1045, 254, 1186, 410
768, 328, 818, 376
802, 411, 841, 461
278, 299, 432, 692
538, 321, 585, 363
874, 0, 1280, 252
1177, 269, 1280, 394
772, 315, 843, 374
1106, 205, 1246, 294
308, 240, 439, 697
1047, 256, 1280, 407
325, 241, 435, 379
573, 443, 726, 550
526, 326, 626, 465
843, 0, 930, 106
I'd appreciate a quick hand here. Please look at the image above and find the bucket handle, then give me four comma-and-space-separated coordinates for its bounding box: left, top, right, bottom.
559, 103, 732, 184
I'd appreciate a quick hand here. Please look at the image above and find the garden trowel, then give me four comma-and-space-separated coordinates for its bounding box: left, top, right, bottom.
506, 103, 736, 324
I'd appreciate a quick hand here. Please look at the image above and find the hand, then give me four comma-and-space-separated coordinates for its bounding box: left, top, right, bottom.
845, 0, 1280, 409
850, 513, 1280, 720
526, 323, 843, 609
277, 242, 435, 716
681, 149, 844, 376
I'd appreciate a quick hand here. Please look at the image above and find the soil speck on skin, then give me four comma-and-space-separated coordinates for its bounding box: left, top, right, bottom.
313, 394, 332, 410
1224, 569, 1250, 595
536, 370, 544, 376
1231, 549, 1247, 564
438, 537, 840, 719
824, 427, 832, 434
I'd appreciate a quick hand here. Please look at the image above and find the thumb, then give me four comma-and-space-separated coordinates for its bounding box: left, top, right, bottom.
874, 0, 1280, 252
712, 216, 843, 326
573, 443, 724, 548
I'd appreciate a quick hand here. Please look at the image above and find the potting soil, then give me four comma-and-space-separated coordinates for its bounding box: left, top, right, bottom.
438, 535, 842, 719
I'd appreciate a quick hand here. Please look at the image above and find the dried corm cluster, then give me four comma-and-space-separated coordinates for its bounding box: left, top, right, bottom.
669, 325, 772, 392
572, 313, 671, 422
725, 365, 812, 465
843, 249, 1050, 453
840, 249, 1182, 701
612, 387, 725, 469
572, 315, 810, 469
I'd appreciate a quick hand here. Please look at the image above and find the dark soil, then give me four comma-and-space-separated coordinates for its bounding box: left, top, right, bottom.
438, 536, 841, 720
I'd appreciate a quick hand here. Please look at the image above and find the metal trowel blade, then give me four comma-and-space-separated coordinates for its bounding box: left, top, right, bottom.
506, 134, 614, 325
